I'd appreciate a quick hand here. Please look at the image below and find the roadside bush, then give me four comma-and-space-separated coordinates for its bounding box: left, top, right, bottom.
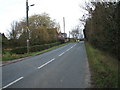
59, 39, 65, 43
11, 47, 27, 54
30, 42, 61, 52
84, 2, 120, 60
30, 45, 46, 52
10, 42, 61, 54
50, 42, 61, 47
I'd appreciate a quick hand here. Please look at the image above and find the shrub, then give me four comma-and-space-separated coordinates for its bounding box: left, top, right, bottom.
10, 42, 61, 54
11, 47, 27, 54
30, 45, 46, 52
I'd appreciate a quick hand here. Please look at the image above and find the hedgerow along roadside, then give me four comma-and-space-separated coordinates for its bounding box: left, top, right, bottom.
2, 42, 67, 61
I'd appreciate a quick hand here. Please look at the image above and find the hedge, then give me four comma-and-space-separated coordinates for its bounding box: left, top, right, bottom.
11, 47, 27, 54
10, 42, 61, 54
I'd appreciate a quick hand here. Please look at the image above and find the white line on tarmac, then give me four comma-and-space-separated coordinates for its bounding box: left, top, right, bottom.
66, 48, 70, 52
74, 44, 76, 47
58, 52, 65, 56
2, 77, 24, 89
38, 58, 55, 69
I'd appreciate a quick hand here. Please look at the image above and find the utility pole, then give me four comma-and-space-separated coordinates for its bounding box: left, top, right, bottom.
69, 31, 70, 41
26, 0, 29, 27
26, 0, 34, 53
26, 0, 29, 53
63, 17, 65, 34
63, 17, 66, 42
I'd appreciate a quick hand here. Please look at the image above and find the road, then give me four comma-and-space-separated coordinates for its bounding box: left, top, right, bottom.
2, 41, 91, 88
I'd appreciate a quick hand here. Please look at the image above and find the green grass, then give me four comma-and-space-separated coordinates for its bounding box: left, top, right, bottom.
2, 42, 69, 61
85, 42, 119, 88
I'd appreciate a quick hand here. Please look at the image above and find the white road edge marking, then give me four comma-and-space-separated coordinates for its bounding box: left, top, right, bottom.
2, 77, 24, 89
58, 52, 65, 56
38, 58, 55, 69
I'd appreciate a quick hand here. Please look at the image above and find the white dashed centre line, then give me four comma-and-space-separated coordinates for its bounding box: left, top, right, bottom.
38, 58, 55, 69
58, 52, 65, 56
66, 48, 70, 52
74, 44, 76, 47
2, 77, 24, 89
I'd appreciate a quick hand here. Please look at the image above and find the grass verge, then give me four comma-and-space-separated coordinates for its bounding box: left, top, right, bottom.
2, 42, 69, 61
85, 42, 119, 88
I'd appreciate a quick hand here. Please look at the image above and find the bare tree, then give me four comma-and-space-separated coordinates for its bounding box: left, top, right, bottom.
8, 21, 21, 39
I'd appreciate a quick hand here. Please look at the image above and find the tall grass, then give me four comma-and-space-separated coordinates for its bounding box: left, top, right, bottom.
85, 42, 119, 88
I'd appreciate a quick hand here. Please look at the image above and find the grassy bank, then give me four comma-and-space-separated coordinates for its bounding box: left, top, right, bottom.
85, 42, 119, 88
2, 42, 68, 61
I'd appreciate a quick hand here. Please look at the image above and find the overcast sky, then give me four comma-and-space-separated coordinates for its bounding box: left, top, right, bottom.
0, 0, 88, 36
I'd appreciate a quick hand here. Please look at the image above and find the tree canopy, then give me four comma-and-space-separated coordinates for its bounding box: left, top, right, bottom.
3, 13, 60, 48
83, 1, 120, 60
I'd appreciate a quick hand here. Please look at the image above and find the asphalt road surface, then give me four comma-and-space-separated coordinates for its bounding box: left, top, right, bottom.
2, 41, 91, 88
